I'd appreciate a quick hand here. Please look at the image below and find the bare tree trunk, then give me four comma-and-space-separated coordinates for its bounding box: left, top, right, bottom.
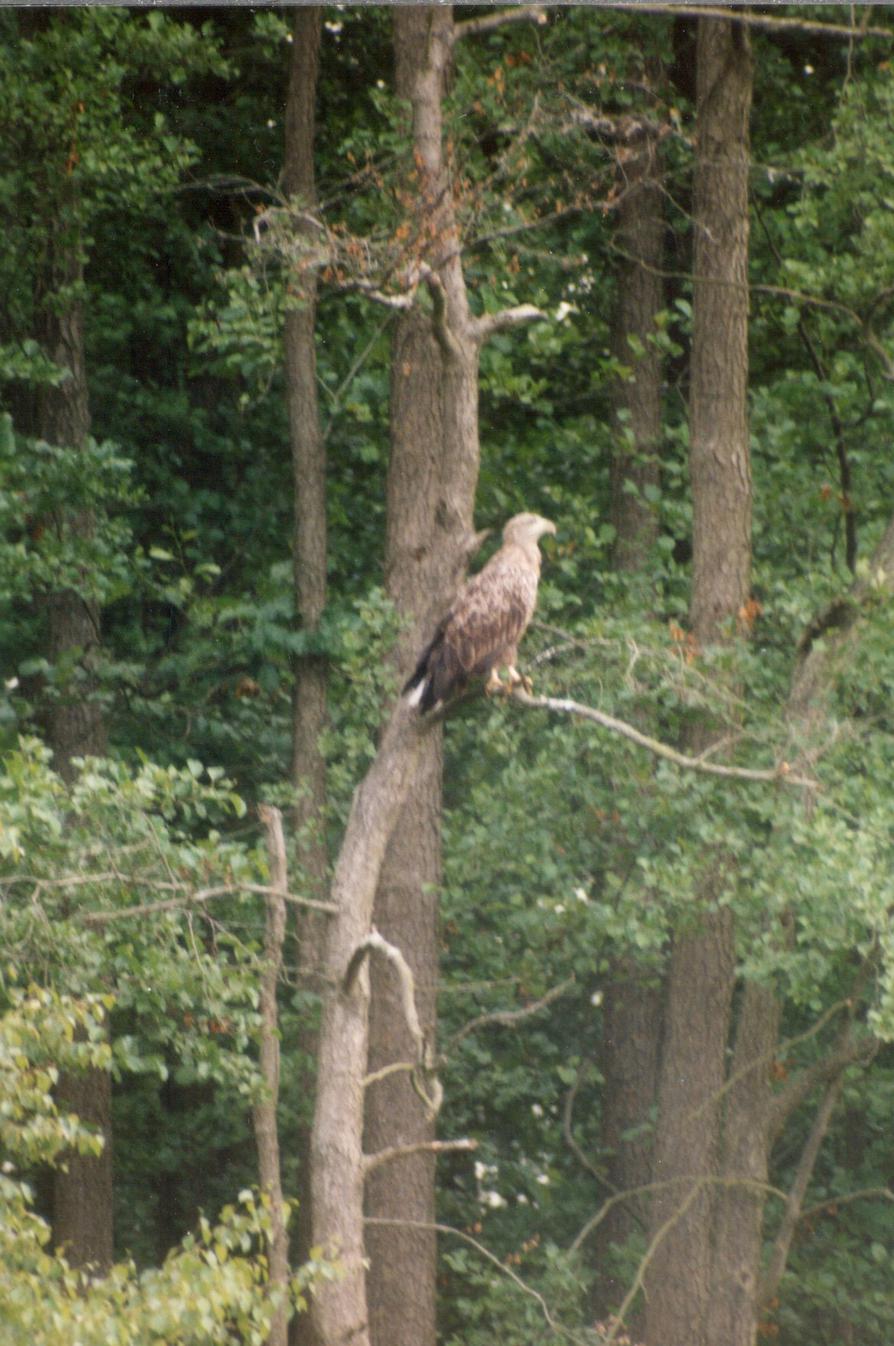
282, 17, 327, 1341
52, 1061, 113, 1272
255, 807, 290, 1346
36, 204, 113, 1274
284, 5, 328, 946
645, 16, 752, 1346
364, 12, 457, 1343
309, 703, 430, 1346
609, 120, 663, 574
310, 13, 544, 1346
366, 318, 444, 1346
595, 116, 665, 1326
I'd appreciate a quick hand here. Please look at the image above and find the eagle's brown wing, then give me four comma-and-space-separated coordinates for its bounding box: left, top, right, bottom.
403, 548, 538, 712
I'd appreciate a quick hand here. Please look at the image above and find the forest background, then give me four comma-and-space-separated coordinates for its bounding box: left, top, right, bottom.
3, 6, 894, 1346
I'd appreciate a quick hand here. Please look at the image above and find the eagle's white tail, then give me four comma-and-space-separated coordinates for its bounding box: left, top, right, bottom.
405, 678, 426, 709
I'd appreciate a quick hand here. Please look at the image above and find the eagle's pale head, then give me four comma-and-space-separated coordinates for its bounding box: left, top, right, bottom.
502, 512, 557, 547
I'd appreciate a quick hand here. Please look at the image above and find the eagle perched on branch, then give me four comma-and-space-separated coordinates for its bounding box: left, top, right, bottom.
403, 512, 556, 714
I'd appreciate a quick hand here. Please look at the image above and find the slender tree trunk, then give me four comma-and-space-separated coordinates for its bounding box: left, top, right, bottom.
36, 200, 113, 1274
595, 116, 665, 1325
282, 17, 327, 1341
645, 16, 752, 1346
284, 5, 328, 945
254, 807, 290, 1346
609, 120, 663, 575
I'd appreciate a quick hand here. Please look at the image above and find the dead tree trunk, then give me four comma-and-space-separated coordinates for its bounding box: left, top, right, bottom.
645, 15, 752, 1346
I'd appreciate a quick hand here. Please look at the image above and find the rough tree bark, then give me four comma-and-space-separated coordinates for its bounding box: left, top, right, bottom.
595, 111, 665, 1324
364, 11, 544, 1346
365, 15, 452, 1346
609, 116, 663, 575
281, 16, 327, 1342
254, 806, 290, 1346
35, 180, 113, 1274
310, 11, 545, 1346
645, 15, 752, 1346
284, 5, 328, 943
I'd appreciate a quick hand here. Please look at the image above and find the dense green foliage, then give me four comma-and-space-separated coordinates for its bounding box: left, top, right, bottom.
2, 7, 894, 1343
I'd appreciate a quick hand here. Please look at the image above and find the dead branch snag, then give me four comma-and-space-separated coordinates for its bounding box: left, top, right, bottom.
611, 4, 894, 41
453, 6, 547, 43
363, 1138, 477, 1178
445, 977, 573, 1054
510, 688, 816, 789
346, 928, 443, 1119
253, 805, 290, 1346
308, 700, 435, 1346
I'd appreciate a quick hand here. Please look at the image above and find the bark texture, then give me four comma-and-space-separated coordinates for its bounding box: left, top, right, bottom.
645, 17, 752, 1346
37, 205, 112, 1274
282, 19, 326, 1341
284, 5, 328, 951
254, 807, 290, 1346
365, 312, 443, 1346
311, 12, 543, 1346
309, 703, 430, 1346
596, 115, 665, 1324
609, 120, 663, 574
365, 14, 477, 1346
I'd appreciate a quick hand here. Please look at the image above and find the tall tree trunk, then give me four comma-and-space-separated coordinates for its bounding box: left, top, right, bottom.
365, 310, 443, 1346
282, 13, 326, 1342
254, 807, 290, 1346
595, 116, 665, 1324
645, 15, 752, 1346
38, 226, 113, 1272
609, 119, 663, 575
310, 12, 544, 1346
365, 13, 473, 1346
284, 5, 328, 945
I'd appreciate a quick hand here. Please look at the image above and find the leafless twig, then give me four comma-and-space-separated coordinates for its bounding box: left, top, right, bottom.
453, 6, 548, 42
445, 977, 573, 1055
510, 688, 816, 789
611, 4, 893, 41
363, 1137, 477, 1177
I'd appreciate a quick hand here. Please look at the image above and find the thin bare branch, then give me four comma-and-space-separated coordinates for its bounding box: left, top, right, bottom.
364, 1218, 575, 1342
611, 4, 894, 41
800, 1186, 894, 1223
759, 1071, 845, 1310
510, 688, 817, 789
363, 1138, 477, 1178
345, 929, 424, 1054
77, 881, 338, 925
345, 927, 443, 1118
563, 1055, 615, 1191
445, 977, 573, 1055
453, 6, 548, 42
768, 1029, 874, 1141
469, 303, 549, 343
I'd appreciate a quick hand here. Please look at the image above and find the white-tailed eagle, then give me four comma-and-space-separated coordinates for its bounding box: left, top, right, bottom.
403, 512, 556, 713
